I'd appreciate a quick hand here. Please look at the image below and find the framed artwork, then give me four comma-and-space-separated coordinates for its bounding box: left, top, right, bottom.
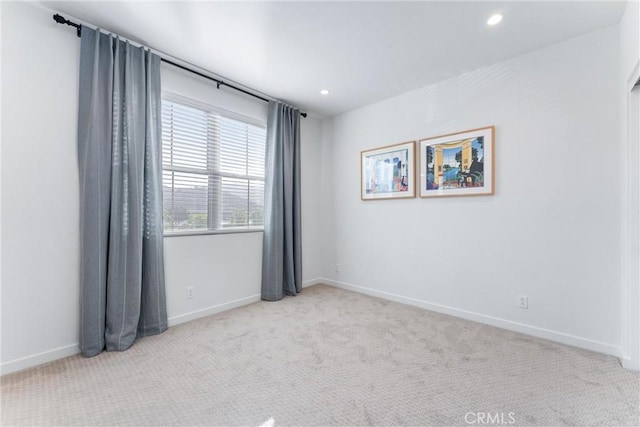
361, 141, 415, 200
418, 126, 494, 198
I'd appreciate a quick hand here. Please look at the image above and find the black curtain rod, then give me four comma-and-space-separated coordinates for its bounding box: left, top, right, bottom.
53, 13, 307, 118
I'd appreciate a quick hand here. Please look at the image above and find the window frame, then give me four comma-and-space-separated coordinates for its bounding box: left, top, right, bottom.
161, 91, 267, 237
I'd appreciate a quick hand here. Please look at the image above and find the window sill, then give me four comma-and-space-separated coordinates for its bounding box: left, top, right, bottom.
163, 228, 264, 238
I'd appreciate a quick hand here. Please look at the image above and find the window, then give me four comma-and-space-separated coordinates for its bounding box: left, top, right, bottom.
162, 94, 266, 234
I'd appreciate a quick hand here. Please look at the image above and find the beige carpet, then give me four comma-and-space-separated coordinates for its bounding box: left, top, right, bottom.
2, 284, 639, 426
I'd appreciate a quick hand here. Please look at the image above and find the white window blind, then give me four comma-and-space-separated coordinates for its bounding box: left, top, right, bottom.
162, 95, 266, 234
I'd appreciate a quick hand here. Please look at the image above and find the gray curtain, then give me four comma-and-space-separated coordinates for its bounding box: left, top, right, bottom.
78, 26, 167, 357
261, 102, 302, 301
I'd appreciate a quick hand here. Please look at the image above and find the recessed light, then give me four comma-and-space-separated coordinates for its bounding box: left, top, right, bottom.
487, 14, 503, 26
320, 89, 330, 95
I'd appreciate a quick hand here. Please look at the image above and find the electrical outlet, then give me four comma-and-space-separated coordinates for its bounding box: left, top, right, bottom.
335, 263, 340, 273
517, 295, 528, 309
186, 287, 194, 299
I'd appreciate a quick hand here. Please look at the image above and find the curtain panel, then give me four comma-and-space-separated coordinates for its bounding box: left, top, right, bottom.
78, 26, 167, 357
261, 101, 302, 301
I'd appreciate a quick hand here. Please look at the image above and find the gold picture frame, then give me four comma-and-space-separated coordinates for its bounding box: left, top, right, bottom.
418, 126, 494, 198
361, 141, 416, 200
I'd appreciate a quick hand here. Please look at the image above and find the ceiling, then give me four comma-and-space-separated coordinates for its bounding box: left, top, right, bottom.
41, 1, 626, 118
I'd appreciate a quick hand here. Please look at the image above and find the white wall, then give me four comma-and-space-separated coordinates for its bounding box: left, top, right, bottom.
1, 1, 81, 373
317, 118, 336, 280
164, 233, 264, 325
621, 0, 640, 79
0, 1, 324, 374
322, 26, 624, 357
620, 0, 640, 371
300, 114, 325, 282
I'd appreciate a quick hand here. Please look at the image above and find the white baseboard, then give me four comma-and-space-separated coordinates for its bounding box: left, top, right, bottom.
322, 278, 623, 359
302, 277, 324, 288
169, 282, 325, 327
1, 344, 80, 376
3, 280, 625, 375
168, 294, 261, 327
2, 295, 262, 376
622, 356, 640, 371
169, 281, 324, 329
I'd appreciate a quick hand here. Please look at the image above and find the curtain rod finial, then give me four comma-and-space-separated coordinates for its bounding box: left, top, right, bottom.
53, 13, 81, 37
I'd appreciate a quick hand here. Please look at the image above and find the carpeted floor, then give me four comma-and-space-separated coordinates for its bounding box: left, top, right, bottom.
1, 284, 639, 426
